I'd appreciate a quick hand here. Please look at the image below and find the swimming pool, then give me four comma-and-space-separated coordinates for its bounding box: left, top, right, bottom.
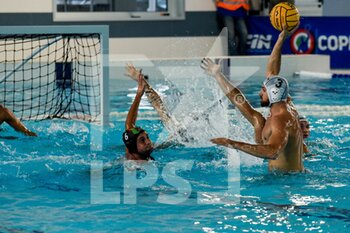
1, 65, 349, 232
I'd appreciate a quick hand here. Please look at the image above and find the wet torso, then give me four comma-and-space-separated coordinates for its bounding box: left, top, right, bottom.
262, 104, 304, 172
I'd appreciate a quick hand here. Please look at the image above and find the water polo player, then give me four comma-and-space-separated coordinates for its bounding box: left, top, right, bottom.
123, 73, 154, 161
201, 25, 304, 172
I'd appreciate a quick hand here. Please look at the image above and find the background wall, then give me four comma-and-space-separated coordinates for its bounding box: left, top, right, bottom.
323, 0, 350, 16
0, 0, 348, 59
0, 0, 51, 12
0, 0, 219, 59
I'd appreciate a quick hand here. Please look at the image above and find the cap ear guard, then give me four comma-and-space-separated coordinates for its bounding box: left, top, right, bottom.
122, 127, 145, 153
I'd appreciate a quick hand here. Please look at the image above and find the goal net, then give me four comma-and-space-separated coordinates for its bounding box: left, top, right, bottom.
0, 26, 109, 124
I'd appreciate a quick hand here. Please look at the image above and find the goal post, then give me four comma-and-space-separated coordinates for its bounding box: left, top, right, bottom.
0, 25, 109, 125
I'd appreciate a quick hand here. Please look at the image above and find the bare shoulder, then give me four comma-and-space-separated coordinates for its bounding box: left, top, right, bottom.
271, 109, 299, 133
270, 110, 297, 129
270, 115, 288, 128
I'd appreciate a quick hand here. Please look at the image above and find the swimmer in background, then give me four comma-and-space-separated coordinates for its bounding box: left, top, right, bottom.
0, 104, 37, 136
299, 116, 310, 140
201, 25, 304, 172
299, 115, 313, 155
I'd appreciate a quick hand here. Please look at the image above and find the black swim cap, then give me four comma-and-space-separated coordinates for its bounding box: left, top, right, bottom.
299, 115, 308, 121
122, 127, 145, 153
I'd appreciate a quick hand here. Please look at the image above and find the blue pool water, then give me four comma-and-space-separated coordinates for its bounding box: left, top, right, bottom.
0, 70, 349, 232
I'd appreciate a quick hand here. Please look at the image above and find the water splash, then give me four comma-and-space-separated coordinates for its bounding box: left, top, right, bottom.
156, 64, 230, 148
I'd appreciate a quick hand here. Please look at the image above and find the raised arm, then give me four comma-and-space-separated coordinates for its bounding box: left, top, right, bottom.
125, 64, 175, 131
266, 24, 300, 78
125, 73, 146, 130
211, 116, 288, 159
0, 105, 37, 136
201, 58, 265, 143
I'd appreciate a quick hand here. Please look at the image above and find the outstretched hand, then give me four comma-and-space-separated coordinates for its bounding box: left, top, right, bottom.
125, 63, 141, 81
24, 129, 37, 137
211, 138, 232, 147
200, 58, 222, 77
279, 22, 300, 40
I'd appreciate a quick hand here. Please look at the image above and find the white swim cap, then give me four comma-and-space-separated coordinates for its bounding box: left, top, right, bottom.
263, 76, 289, 106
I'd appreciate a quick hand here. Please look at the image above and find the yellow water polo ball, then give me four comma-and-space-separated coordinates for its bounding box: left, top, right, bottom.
270, 2, 300, 31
